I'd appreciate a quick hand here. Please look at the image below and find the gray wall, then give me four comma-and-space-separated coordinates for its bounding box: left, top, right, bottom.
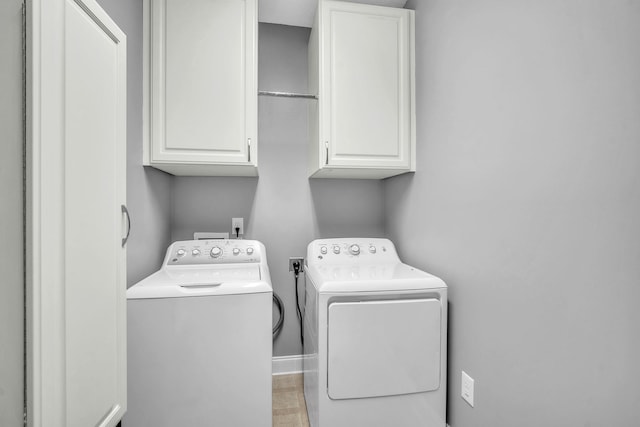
172, 24, 385, 357
96, 0, 173, 286
386, 1, 640, 426
0, 1, 24, 425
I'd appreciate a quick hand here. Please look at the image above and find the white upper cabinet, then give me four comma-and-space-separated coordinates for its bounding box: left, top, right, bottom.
308, 0, 415, 179
144, 0, 258, 176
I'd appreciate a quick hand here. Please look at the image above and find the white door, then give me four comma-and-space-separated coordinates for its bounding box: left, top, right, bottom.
327, 298, 441, 400
27, 0, 127, 426
321, 1, 413, 169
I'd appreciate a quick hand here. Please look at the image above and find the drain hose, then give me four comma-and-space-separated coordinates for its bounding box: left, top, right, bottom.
273, 292, 284, 341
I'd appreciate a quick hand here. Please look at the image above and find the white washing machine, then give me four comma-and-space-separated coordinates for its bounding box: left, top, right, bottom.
303, 238, 447, 427
124, 239, 272, 427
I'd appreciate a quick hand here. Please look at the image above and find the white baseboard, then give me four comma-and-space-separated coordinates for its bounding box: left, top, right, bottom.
272, 354, 304, 375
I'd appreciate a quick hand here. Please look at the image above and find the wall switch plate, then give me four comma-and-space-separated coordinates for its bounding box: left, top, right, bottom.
461, 371, 475, 407
231, 218, 244, 237
289, 257, 304, 272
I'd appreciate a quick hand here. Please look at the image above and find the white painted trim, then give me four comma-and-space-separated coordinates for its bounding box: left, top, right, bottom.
142, 0, 150, 165
272, 354, 305, 376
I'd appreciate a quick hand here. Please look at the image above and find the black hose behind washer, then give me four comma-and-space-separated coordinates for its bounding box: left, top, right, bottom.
272, 292, 284, 341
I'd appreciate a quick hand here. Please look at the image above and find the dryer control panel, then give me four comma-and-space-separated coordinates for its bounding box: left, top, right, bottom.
165, 239, 263, 265
307, 238, 400, 265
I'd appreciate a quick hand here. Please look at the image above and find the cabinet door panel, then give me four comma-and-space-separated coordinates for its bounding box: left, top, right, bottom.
150, 0, 256, 166
322, 3, 412, 169
164, 0, 244, 153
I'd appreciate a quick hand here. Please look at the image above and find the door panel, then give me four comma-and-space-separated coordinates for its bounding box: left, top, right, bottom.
150, 0, 256, 165
64, 1, 124, 425
165, 0, 244, 153
328, 298, 441, 400
28, 0, 127, 425
322, 3, 412, 169
331, 12, 400, 157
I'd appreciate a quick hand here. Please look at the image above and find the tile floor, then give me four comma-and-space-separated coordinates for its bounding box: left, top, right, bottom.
273, 374, 310, 427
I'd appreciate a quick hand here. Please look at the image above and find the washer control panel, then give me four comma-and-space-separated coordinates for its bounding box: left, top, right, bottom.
166, 240, 261, 265
307, 238, 399, 265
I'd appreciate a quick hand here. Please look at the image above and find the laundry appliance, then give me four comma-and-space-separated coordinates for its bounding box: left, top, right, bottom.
303, 238, 447, 427
125, 239, 272, 427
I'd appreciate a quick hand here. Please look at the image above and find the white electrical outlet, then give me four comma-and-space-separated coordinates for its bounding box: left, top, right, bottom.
231, 218, 244, 238
461, 371, 475, 407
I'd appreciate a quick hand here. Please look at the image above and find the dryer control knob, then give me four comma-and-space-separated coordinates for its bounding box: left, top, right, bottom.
320, 246, 328, 255
176, 249, 186, 257
210, 246, 222, 258
349, 244, 360, 255
246, 247, 254, 255
192, 249, 201, 256
369, 246, 377, 254
232, 248, 240, 255
333, 245, 341, 254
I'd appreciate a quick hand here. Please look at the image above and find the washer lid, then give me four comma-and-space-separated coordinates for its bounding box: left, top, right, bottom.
127, 264, 272, 299
307, 262, 446, 293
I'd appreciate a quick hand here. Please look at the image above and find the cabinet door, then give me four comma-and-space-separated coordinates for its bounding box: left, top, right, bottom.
147, 0, 257, 171
320, 1, 414, 170
27, 0, 127, 425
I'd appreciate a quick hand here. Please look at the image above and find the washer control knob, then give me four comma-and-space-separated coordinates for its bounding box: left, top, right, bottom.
320, 246, 328, 255
246, 247, 254, 255
210, 246, 222, 258
192, 249, 201, 256
176, 249, 186, 257
333, 245, 341, 254
349, 244, 361, 255
369, 246, 377, 254
232, 248, 240, 256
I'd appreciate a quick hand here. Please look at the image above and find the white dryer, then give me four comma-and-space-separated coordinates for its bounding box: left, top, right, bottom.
124, 239, 272, 427
303, 238, 447, 427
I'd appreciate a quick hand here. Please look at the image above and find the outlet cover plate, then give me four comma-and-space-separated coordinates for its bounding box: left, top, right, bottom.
289, 257, 304, 272
231, 217, 244, 237
461, 371, 474, 407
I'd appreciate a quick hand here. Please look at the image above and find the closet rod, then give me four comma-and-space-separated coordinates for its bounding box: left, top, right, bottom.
258, 90, 318, 100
